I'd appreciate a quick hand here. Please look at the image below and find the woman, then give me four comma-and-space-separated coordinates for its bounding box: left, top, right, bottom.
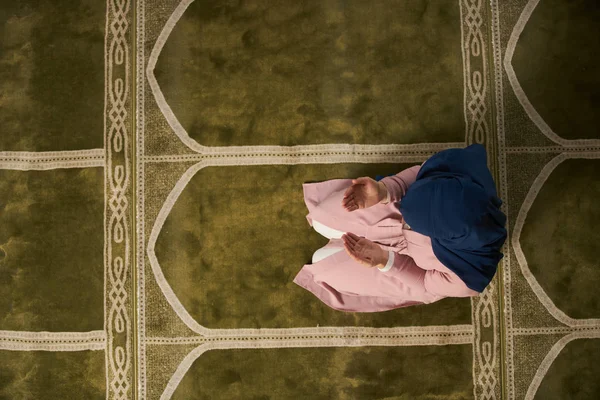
293, 144, 507, 312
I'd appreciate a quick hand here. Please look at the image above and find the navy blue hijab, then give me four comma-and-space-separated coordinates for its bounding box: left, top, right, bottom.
399, 144, 507, 292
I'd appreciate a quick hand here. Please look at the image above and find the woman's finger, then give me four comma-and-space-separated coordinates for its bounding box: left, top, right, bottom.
342, 236, 354, 252
343, 233, 359, 247
346, 232, 362, 242
342, 196, 355, 207
343, 239, 353, 251
343, 185, 356, 199
344, 202, 357, 211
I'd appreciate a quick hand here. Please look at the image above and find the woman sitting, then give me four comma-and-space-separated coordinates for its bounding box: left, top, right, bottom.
294, 144, 507, 312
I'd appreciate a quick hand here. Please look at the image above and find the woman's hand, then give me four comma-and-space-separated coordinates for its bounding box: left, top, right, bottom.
342, 232, 388, 268
342, 177, 388, 212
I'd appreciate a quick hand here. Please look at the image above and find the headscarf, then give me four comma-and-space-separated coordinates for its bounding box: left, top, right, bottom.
399, 144, 507, 292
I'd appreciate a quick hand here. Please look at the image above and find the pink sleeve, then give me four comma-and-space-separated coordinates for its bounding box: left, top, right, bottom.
387, 253, 477, 298
380, 165, 421, 203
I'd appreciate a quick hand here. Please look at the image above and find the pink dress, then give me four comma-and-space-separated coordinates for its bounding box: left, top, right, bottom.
293, 166, 478, 312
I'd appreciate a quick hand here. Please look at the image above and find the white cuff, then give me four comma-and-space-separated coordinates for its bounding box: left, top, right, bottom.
378, 251, 395, 272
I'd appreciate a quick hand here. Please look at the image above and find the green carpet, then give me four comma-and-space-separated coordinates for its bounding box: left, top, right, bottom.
1, 0, 599, 399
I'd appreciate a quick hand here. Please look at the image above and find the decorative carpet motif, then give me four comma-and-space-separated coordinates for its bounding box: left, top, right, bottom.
0, 0, 598, 399
491, 0, 600, 399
